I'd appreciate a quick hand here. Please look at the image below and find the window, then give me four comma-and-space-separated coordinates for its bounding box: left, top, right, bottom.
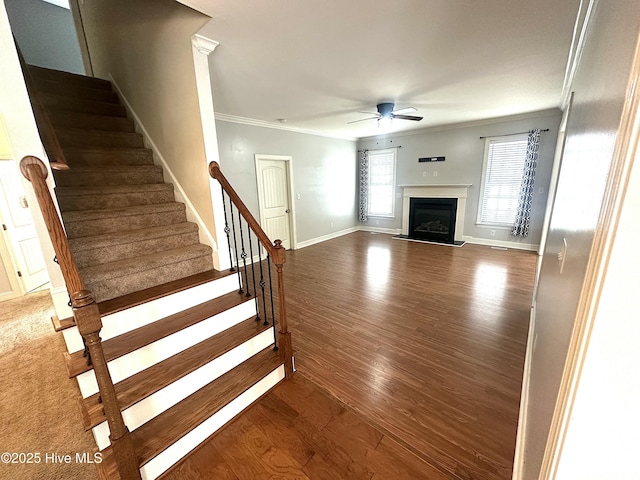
477, 135, 528, 226
367, 148, 396, 217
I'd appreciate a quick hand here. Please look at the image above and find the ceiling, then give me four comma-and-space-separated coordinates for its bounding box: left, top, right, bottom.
187, 0, 580, 140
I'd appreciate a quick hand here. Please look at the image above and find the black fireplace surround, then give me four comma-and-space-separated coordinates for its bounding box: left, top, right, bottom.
408, 197, 458, 244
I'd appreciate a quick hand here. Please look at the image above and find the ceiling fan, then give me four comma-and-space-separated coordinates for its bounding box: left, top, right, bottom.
348, 102, 423, 125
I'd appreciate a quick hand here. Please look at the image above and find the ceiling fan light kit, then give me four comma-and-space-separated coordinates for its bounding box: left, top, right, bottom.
348, 102, 423, 125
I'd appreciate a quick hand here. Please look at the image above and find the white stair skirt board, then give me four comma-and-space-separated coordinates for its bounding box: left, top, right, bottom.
76, 300, 256, 398
141, 365, 285, 480
92, 329, 276, 450
61, 273, 239, 354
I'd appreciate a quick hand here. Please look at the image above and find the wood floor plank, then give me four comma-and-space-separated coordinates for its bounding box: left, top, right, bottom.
159, 233, 534, 479
282, 232, 536, 480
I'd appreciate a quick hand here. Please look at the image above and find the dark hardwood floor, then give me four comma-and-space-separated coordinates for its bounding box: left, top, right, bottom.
164, 231, 536, 479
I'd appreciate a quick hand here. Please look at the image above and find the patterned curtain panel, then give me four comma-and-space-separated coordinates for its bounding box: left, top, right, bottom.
511, 129, 541, 237
358, 150, 369, 222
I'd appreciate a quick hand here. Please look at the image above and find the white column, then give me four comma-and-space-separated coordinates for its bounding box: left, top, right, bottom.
191, 34, 231, 271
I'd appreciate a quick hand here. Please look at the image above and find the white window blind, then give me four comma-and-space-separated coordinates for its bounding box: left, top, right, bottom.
477, 135, 528, 226
368, 148, 396, 217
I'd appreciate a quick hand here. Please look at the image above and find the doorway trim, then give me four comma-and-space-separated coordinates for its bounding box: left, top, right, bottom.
254, 154, 297, 250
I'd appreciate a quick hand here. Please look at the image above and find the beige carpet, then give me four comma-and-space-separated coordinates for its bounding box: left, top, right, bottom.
0, 292, 97, 479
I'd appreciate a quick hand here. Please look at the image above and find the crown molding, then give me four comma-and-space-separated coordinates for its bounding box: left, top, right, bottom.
215, 113, 357, 142
191, 34, 219, 56
357, 108, 562, 142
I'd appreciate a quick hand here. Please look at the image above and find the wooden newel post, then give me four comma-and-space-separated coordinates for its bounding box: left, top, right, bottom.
20, 156, 139, 479
273, 240, 294, 378
72, 291, 140, 480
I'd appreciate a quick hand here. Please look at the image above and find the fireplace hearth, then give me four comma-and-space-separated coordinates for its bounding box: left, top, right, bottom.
408, 197, 457, 244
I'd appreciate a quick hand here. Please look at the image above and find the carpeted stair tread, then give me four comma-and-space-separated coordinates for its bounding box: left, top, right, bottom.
47, 110, 135, 132
40, 93, 127, 117
69, 222, 198, 251
63, 147, 155, 166
66, 290, 252, 378
98, 347, 282, 473
62, 202, 185, 223
32, 77, 119, 103
81, 244, 212, 283
28, 65, 113, 90
69, 223, 200, 268
80, 316, 271, 430
53, 165, 163, 187
56, 183, 175, 211
62, 203, 187, 238
83, 247, 212, 302
55, 127, 144, 148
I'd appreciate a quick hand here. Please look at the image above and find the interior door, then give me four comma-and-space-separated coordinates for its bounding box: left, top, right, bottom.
256, 158, 292, 250
0, 160, 49, 292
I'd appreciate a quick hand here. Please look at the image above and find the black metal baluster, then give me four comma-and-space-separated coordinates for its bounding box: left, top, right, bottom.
220, 187, 235, 272
229, 202, 243, 293
82, 338, 92, 366
257, 241, 269, 326
237, 210, 251, 298
267, 254, 278, 351
247, 229, 260, 321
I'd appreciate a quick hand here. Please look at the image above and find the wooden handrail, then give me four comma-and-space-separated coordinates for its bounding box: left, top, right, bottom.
208, 161, 283, 264
208, 161, 293, 377
14, 39, 69, 170
20, 156, 139, 479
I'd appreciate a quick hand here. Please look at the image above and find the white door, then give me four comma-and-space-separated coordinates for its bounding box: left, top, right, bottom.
255, 157, 292, 250
0, 160, 49, 292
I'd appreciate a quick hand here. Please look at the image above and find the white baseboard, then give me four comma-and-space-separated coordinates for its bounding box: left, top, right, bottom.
296, 227, 358, 249
108, 75, 219, 265
462, 235, 539, 251
512, 303, 536, 480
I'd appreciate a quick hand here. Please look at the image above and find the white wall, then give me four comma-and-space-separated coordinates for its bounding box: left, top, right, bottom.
519, 0, 640, 478
214, 120, 357, 245
77, 0, 222, 254
0, 2, 67, 313
4, 0, 84, 74
357, 110, 562, 248
553, 115, 640, 479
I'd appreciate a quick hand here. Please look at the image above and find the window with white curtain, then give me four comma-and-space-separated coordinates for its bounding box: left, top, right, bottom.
367, 148, 396, 217
477, 135, 528, 226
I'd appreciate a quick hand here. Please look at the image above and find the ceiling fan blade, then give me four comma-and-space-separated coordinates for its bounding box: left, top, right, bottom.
391, 107, 417, 115
357, 111, 382, 116
392, 114, 423, 121
347, 116, 380, 124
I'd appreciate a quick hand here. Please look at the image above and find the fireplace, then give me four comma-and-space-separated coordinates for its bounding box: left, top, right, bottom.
408, 197, 457, 244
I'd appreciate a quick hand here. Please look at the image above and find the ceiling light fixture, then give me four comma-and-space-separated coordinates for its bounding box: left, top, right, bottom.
378, 116, 392, 128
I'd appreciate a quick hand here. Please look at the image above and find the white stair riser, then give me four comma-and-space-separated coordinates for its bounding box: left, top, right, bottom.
92, 329, 276, 450
62, 273, 239, 354
141, 366, 284, 480
76, 300, 257, 398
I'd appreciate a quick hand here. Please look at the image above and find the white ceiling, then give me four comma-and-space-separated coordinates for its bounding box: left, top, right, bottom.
189, 0, 580, 140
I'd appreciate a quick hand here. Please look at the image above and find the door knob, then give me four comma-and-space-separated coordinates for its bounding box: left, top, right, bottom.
286, 209, 290, 213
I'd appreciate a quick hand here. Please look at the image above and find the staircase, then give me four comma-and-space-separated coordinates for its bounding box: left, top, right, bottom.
29, 65, 213, 302
21, 64, 293, 479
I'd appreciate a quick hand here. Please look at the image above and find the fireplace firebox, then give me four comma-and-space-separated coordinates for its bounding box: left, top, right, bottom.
408, 197, 458, 244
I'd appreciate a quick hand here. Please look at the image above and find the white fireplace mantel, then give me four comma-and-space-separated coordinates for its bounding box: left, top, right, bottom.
400, 184, 472, 241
